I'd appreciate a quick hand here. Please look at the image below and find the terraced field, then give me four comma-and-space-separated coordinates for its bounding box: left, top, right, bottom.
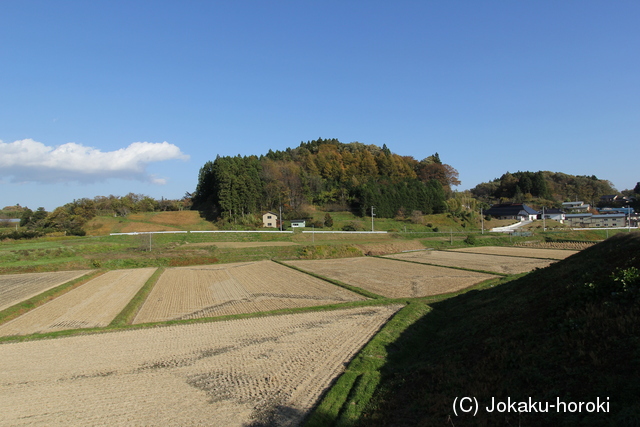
0, 305, 402, 426
0, 268, 155, 336
386, 250, 554, 274
451, 246, 578, 259
133, 260, 366, 323
285, 257, 497, 298
0, 270, 93, 312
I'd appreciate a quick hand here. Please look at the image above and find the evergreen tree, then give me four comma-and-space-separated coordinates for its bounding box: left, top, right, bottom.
324, 213, 333, 228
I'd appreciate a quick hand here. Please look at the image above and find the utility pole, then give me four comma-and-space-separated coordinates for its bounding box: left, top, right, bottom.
371, 206, 375, 232
279, 205, 283, 232
542, 206, 546, 231
481, 208, 484, 234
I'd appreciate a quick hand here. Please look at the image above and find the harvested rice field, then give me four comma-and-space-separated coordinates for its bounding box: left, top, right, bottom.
450, 246, 578, 259
0, 305, 402, 426
0, 268, 155, 336
0, 270, 93, 312
386, 250, 554, 274
285, 257, 497, 299
133, 260, 366, 323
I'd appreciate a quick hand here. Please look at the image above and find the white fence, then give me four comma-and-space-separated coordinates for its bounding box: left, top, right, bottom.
301, 231, 388, 234
110, 230, 293, 236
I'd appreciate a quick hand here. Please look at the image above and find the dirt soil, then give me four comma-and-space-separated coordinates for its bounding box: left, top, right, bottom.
0, 270, 93, 312
285, 257, 497, 299
0, 305, 402, 426
515, 241, 596, 250
133, 261, 366, 323
0, 268, 155, 336
450, 246, 578, 260
354, 240, 426, 256
386, 250, 554, 274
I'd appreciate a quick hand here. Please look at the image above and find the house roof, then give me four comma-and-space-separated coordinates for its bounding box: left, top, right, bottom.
485, 203, 539, 216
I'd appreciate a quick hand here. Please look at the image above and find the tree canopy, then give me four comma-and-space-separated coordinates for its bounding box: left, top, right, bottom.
192, 138, 458, 221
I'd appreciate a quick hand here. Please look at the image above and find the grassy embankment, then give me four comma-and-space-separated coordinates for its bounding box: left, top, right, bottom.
304, 231, 640, 426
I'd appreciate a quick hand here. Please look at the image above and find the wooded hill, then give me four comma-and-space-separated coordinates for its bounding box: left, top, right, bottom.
470, 171, 617, 207
192, 138, 460, 222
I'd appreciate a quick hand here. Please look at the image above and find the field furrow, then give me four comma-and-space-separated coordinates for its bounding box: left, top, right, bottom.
285, 257, 498, 298
0, 305, 402, 426
0, 270, 93, 312
386, 250, 554, 274
133, 260, 366, 323
450, 246, 578, 259
0, 268, 155, 336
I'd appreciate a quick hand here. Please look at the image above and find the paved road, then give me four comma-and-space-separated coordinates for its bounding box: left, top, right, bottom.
490, 220, 533, 233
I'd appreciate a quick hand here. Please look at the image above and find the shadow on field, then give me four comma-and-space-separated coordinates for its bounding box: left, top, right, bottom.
244, 405, 306, 427
359, 233, 640, 426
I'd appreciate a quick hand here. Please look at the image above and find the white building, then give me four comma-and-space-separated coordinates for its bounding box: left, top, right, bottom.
262, 212, 278, 228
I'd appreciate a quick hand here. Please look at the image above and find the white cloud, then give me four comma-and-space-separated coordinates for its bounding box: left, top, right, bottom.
0, 139, 189, 184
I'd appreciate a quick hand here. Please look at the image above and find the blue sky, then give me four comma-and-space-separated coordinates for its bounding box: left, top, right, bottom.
1, 1, 638, 211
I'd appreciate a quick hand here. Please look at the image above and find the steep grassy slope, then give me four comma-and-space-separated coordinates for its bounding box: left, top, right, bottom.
358, 232, 640, 426
84, 211, 215, 235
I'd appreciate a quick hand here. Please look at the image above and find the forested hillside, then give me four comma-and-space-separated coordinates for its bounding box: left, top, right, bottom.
192, 138, 459, 221
470, 171, 617, 206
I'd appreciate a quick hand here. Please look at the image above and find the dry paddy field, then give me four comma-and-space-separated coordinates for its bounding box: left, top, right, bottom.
0, 268, 155, 336
386, 250, 554, 274
0, 270, 93, 312
285, 257, 497, 299
133, 260, 366, 323
451, 246, 578, 260
0, 305, 402, 426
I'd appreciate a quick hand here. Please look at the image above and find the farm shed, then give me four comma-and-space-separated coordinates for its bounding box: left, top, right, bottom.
290, 220, 306, 228
565, 213, 627, 228
541, 208, 565, 222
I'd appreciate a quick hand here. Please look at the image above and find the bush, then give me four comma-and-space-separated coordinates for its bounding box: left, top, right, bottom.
342, 221, 364, 231
583, 267, 640, 302
464, 234, 478, 245
0, 230, 44, 240
67, 228, 86, 236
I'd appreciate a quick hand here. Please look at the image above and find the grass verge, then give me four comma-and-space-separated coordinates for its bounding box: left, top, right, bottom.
273, 260, 385, 300
0, 270, 105, 326
109, 267, 164, 326
303, 301, 430, 427
0, 298, 405, 344
376, 255, 510, 277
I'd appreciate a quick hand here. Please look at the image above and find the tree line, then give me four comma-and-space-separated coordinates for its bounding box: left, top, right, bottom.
3, 194, 191, 237
191, 138, 459, 222
470, 171, 618, 207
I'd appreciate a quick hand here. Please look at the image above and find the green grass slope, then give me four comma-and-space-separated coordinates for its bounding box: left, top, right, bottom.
357, 232, 640, 426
